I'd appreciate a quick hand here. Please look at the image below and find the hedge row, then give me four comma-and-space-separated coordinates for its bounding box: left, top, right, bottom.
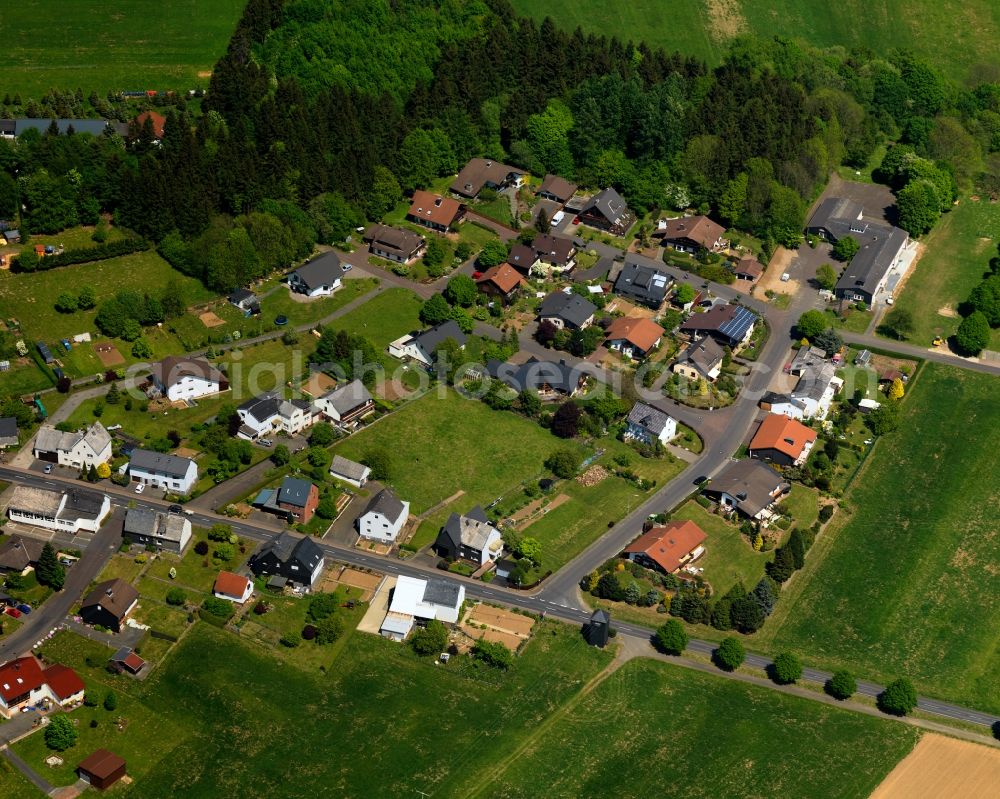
14, 237, 150, 272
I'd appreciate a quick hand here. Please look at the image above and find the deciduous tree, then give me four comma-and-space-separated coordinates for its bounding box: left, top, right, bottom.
877, 678, 918, 716
770, 653, 802, 685
713, 637, 745, 672
655, 619, 688, 655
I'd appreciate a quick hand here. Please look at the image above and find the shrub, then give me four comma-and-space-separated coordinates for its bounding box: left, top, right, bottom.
279, 636, 300, 648
654, 619, 688, 656
825, 670, 857, 700
307, 592, 339, 621
194, 540, 209, 555
103, 691, 117, 711
472, 639, 513, 670
818, 505, 834, 523
877, 678, 918, 716
713, 637, 745, 672
314, 614, 345, 644
44, 715, 77, 751
165, 588, 186, 606
411, 619, 449, 655
770, 653, 803, 685
253, 601, 269, 615
201, 596, 234, 619
301, 624, 317, 640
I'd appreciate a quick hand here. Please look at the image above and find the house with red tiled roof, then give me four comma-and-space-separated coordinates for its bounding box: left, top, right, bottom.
657, 215, 726, 254
623, 521, 707, 575
0, 656, 85, 718
604, 317, 665, 359
42, 664, 85, 705
406, 191, 465, 233
133, 110, 166, 140
476, 263, 526, 304
748, 414, 817, 467
213, 570, 254, 603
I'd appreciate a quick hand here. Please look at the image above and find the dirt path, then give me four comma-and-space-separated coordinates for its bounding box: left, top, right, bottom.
869, 733, 1000, 798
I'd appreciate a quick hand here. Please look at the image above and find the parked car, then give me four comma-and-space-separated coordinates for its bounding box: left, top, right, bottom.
259, 439, 273, 447
341, 262, 353, 272
16, 604, 31, 615
693, 475, 709, 486
43, 464, 53, 474
183, 509, 194, 516
168, 504, 183, 514
4, 607, 21, 619
134, 483, 145, 494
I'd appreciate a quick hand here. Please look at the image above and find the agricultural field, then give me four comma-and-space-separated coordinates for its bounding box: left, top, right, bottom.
883, 198, 1000, 351
759, 364, 1000, 712
481, 658, 919, 799
510, 0, 1000, 81
0, 0, 246, 98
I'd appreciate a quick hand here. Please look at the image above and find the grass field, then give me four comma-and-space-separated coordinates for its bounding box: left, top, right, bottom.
329, 286, 424, 349
482, 658, 919, 799
0, 759, 40, 798
885, 198, 1000, 351
0, 0, 246, 97
510, 0, 1000, 81
758, 364, 1000, 712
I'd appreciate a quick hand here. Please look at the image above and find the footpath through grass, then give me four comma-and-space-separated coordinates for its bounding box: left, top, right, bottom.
760, 364, 1000, 712
481, 657, 919, 799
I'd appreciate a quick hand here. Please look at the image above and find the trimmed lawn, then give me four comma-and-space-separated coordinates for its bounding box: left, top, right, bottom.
0, 759, 41, 798
0, 0, 246, 97
482, 658, 918, 799
146, 529, 251, 594
825, 307, 872, 335
474, 196, 515, 227
94, 553, 146, 586
884, 198, 1000, 350
329, 287, 424, 349
259, 277, 378, 329
781, 482, 820, 529
334, 388, 558, 514
759, 365, 1000, 712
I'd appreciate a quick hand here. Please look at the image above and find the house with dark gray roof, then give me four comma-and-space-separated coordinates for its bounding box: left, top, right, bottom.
313, 379, 374, 426
681, 304, 758, 349
485, 357, 587, 398
228, 289, 260, 314
704, 460, 790, 522
7, 486, 111, 534
252, 477, 320, 523
434, 506, 504, 566
287, 253, 342, 297
328, 455, 370, 487
538, 291, 596, 330
357, 488, 410, 544
450, 158, 524, 198
388, 320, 467, 366
536, 174, 578, 205
124, 449, 198, 494
80, 579, 139, 632
578, 188, 635, 235
672, 337, 725, 383
249, 531, 325, 588
806, 197, 909, 305
614, 257, 673, 308
0, 417, 18, 449
624, 402, 678, 446
236, 392, 314, 439
122, 507, 192, 554
0, 535, 44, 574
531, 234, 576, 273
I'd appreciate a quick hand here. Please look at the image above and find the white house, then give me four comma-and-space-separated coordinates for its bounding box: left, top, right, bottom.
329, 454, 371, 488
356, 488, 410, 544
6, 485, 110, 534
236, 392, 314, 440
287, 253, 342, 297
388, 320, 467, 367
124, 449, 198, 494
0, 657, 85, 719
150, 356, 228, 402
380, 575, 465, 641
313, 379, 375, 426
213, 571, 254, 603
33, 422, 111, 469
122, 507, 192, 554
766, 363, 844, 421
433, 507, 503, 567
624, 402, 677, 446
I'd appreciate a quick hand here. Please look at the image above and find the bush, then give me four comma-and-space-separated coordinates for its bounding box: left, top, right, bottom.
208, 523, 233, 542
307, 592, 339, 621
253, 601, 269, 615
877, 678, 918, 716
472, 639, 514, 670
194, 540, 209, 555
201, 596, 234, 619
769, 653, 802, 685
279, 636, 300, 648
103, 691, 117, 711
301, 624, 318, 640
713, 637, 745, 672
654, 619, 688, 656
314, 614, 345, 644
818, 505, 834, 523
825, 670, 857, 700
165, 588, 186, 606
411, 619, 449, 655
545, 448, 581, 479
44, 715, 77, 751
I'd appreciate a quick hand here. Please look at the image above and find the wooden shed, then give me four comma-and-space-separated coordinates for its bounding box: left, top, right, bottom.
77, 748, 126, 790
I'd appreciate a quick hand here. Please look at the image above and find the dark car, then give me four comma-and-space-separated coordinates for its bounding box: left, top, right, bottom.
693, 475, 709, 486
168, 504, 183, 514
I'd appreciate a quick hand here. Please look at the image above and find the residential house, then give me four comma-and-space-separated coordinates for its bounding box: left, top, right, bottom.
150, 356, 229, 402
624, 402, 677, 446
122, 507, 192, 554
80, 578, 139, 632
613, 258, 672, 309
388, 320, 467, 366
0, 417, 18, 449
380, 575, 465, 641
476, 263, 526, 304
213, 571, 254, 603
252, 477, 320, 523
77, 750, 127, 791
123, 449, 198, 494
0, 535, 43, 574
450, 157, 524, 198
680, 304, 758, 349
624, 520, 707, 574
287, 253, 342, 297
485, 357, 586, 398
357, 488, 410, 544
313, 379, 375, 426
328, 454, 370, 488
33, 422, 111, 468
748, 414, 818, 467
133, 110, 166, 141
806, 197, 909, 305
578, 188, 635, 235
788, 345, 827, 376
6, 486, 110, 534
657, 215, 725, 254
236, 392, 314, 439
763, 363, 843, 421
434, 506, 503, 567
506, 242, 539, 273
604, 317, 665, 359
108, 648, 145, 676
248, 531, 325, 589
407, 191, 465, 233
227, 289, 260, 315
531, 233, 577, 274
672, 338, 725, 383
536, 174, 578, 205
704, 460, 790, 521
537, 291, 596, 330
363, 224, 426, 264
732, 254, 764, 283
0, 656, 85, 718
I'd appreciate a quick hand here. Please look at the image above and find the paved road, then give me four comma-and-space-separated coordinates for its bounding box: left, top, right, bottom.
842, 331, 1000, 376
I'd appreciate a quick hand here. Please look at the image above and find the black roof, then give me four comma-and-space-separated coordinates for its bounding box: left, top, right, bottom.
278, 477, 313, 508
423, 579, 462, 606
486, 357, 584, 395
614, 257, 671, 304
291, 252, 341, 291
414, 320, 467, 353
0, 417, 17, 441
129, 448, 194, 478
538, 292, 597, 328
258, 531, 323, 571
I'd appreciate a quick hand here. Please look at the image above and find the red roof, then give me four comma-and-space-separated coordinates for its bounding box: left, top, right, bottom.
42, 664, 85, 700
407, 191, 462, 228
122, 652, 145, 672
214, 570, 250, 598
624, 521, 707, 573
477, 263, 525, 294
604, 317, 665, 353
0, 656, 44, 702
135, 110, 166, 139
749, 414, 817, 461
78, 749, 126, 780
